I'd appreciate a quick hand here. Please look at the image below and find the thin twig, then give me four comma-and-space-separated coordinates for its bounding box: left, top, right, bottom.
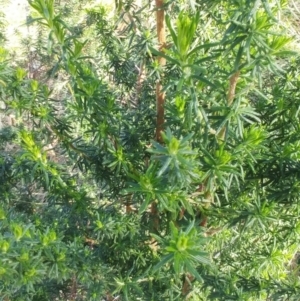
219, 71, 240, 140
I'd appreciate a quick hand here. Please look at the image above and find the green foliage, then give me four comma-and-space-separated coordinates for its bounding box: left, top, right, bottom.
0, 0, 299, 300
152, 220, 210, 281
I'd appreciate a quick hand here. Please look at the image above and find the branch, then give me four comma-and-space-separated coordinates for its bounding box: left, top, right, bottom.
155, 0, 166, 143
218, 71, 240, 140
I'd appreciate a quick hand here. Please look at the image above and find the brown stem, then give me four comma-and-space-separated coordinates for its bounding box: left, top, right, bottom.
182, 273, 194, 297
151, 0, 166, 232
150, 201, 160, 232
156, 82, 165, 143
155, 0, 166, 143
136, 61, 145, 96
131, 61, 146, 107
227, 71, 240, 106
219, 71, 240, 140
70, 274, 77, 301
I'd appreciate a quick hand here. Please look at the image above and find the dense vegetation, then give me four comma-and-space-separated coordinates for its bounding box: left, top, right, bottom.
0, 0, 299, 300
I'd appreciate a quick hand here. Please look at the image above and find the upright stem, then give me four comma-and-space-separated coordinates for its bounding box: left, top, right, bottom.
155, 0, 166, 143
156, 82, 165, 143
219, 71, 240, 140
227, 71, 240, 106
151, 0, 166, 231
